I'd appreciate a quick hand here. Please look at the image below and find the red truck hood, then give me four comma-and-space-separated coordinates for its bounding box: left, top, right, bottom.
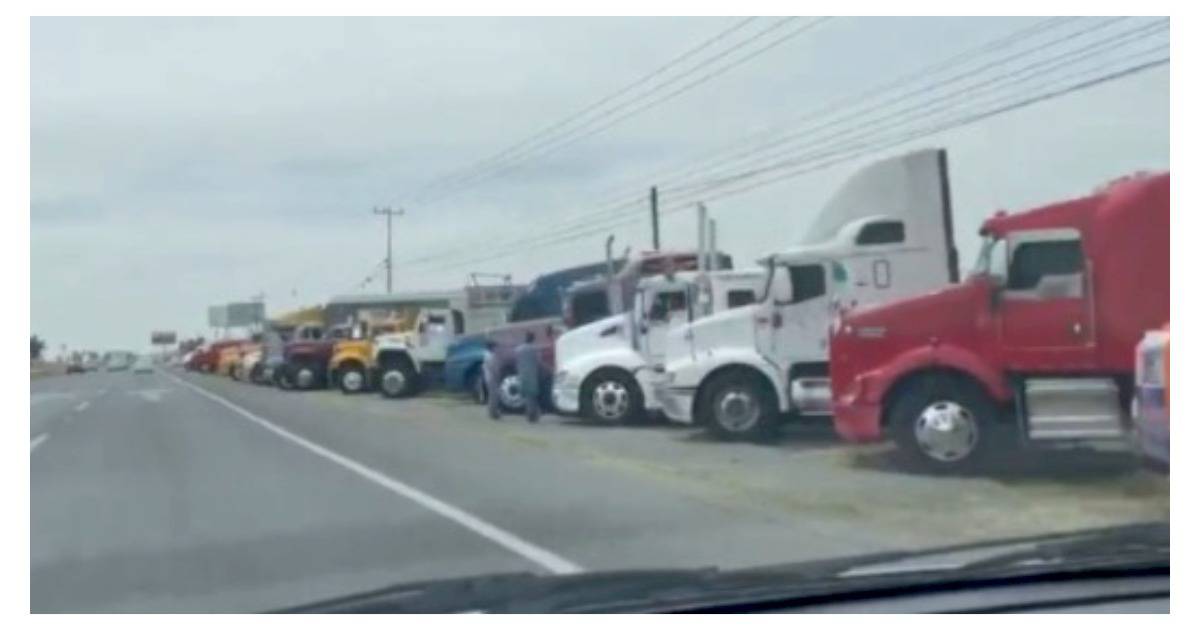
284, 339, 336, 360
841, 278, 986, 335
831, 278, 989, 397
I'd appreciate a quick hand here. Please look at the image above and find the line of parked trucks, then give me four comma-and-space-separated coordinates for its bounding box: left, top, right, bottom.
183, 148, 1170, 473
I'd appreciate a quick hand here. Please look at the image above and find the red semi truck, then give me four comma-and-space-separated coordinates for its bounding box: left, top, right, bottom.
830, 172, 1169, 471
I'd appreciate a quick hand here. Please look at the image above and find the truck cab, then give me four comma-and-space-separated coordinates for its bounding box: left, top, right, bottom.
830, 172, 1169, 471
654, 148, 959, 441
327, 315, 414, 394
277, 323, 350, 390
1133, 323, 1169, 471
374, 308, 465, 398
552, 268, 763, 423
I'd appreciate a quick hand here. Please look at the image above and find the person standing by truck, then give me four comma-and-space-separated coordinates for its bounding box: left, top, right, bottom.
482, 340, 502, 420
515, 332, 541, 423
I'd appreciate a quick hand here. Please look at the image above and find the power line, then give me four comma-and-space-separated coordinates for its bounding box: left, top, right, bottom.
404, 17, 761, 201
396, 17, 1120, 266
411, 17, 833, 206
396, 19, 1165, 269
427, 52, 1168, 270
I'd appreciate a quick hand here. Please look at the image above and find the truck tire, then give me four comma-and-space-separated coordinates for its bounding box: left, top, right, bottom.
293, 361, 323, 390
275, 365, 296, 390
495, 370, 525, 414
379, 357, 418, 399
887, 374, 1004, 473
249, 363, 263, 385
701, 370, 780, 442
582, 369, 644, 425
337, 362, 369, 395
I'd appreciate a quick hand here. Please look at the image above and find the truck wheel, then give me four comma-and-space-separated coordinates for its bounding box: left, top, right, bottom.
583, 370, 644, 425
888, 374, 1002, 473
249, 363, 263, 385
496, 371, 525, 413
294, 363, 320, 390
702, 370, 779, 442
467, 368, 487, 405
275, 366, 295, 391
338, 363, 368, 395
379, 360, 418, 399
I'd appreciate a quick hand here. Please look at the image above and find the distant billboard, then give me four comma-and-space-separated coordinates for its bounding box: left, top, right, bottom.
207, 305, 228, 328
207, 302, 265, 328
226, 302, 265, 327
150, 331, 177, 345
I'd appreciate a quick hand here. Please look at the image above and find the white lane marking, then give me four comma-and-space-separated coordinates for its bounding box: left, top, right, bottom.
128, 388, 170, 403
31, 433, 49, 451
162, 371, 583, 575
73, 401, 90, 413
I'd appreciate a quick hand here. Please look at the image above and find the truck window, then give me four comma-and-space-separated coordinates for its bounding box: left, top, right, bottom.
1007, 239, 1083, 293
726, 289, 757, 308
570, 290, 610, 327
649, 290, 687, 320
452, 310, 465, 335
856, 220, 905, 245
786, 264, 826, 303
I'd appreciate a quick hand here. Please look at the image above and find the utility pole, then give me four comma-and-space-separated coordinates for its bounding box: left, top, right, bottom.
649, 186, 660, 250
372, 206, 405, 293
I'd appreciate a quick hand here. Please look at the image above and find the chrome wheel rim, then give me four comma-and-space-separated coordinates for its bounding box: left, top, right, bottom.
714, 388, 760, 433
913, 400, 978, 462
592, 380, 630, 421
295, 367, 315, 389
498, 374, 524, 409
381, 370, 407, 396
342, 369, 364, 392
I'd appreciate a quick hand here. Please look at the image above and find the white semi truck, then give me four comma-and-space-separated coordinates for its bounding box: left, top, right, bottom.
372, 285, 523, 398
552, 266, 765, 424
651, 148, 961, 441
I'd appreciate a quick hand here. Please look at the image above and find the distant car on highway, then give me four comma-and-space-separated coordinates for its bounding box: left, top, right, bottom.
132, 354, 155, 374
104, 351, 135, 372
65, 360, 85, 374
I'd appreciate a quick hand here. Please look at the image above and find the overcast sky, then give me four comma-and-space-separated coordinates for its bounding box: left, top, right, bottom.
31, 16, 1169, 353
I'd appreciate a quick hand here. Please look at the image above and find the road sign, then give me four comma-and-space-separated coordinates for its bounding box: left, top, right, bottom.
150, 331, 177, 345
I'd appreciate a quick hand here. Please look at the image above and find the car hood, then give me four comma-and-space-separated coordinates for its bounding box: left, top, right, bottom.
279, 522, 1167, 613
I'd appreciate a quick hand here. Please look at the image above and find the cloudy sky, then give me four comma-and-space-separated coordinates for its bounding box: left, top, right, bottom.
31, 16, 1169, 353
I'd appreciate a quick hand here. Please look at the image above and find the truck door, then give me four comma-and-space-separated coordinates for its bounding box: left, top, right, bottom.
641, 287, 689, 363
999, 229, 1095, 370
762, 263, 831, 368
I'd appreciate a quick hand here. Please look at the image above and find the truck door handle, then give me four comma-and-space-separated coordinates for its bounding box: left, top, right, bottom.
1071, 322, 1083, 335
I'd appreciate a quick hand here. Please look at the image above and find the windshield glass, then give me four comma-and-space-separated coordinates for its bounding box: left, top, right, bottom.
30, 15, 1168, 614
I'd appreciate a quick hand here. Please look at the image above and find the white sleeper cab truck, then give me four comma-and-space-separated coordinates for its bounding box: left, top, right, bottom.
653, 148, 961, 441
553, 268, 764, 424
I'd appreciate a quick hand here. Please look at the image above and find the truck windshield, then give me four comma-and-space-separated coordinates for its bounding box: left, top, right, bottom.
971, 235, 1007, 280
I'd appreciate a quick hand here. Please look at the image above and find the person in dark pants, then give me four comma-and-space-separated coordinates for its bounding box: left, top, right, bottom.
514, 331, 541, 423
482, 340, 502, 420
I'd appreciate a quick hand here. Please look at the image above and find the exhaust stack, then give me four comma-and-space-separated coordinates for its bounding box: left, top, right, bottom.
708, 217, 717, 272
605, 235, 616, 279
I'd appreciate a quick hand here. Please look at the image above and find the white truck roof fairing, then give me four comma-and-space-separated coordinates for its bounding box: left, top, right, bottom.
796, 148, 958, 282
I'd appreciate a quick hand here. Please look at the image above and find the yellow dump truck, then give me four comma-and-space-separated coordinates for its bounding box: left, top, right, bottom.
327, 312, 418, 394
